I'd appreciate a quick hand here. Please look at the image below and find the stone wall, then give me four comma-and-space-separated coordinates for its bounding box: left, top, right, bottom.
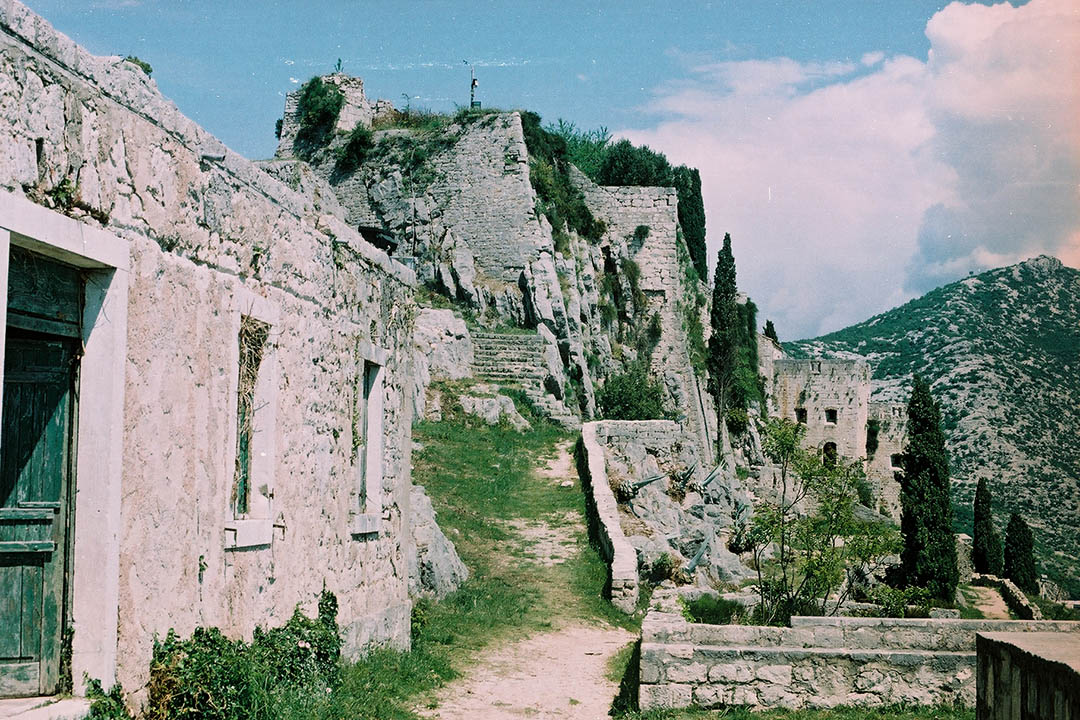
275, 73, 394, 159
640, 590, 1080, 711
0, 1, 415, 702
867, 402, 907, 519
977, 632, 1080, 720
578, 422, 641, 613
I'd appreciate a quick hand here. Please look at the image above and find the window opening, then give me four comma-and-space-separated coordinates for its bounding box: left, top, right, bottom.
233, 316, 269, 516
823, 441, 838, 469
795, 407, 807, 424
890, 453, 903, 470
825, 408, 838, 424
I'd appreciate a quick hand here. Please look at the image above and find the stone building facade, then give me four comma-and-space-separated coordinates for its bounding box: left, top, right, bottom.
0, 1, 415, 705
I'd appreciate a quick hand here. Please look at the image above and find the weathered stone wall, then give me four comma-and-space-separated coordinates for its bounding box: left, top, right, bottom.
867, 402, 907, 519
640, 591, 1080, 711
770, 358, 871, 461
578, 422, 641, 613
977, 632, 1080, 720
0, 1, 415, 701
275, 73, 394, 159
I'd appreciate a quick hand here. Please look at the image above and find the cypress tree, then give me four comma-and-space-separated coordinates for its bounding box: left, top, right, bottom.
1004, 513, 1038, 594
708, 234, 739, 448
764, 319, 779, 343
673, 165, 708, 281
972, 478, 1003, 575
899, 375, 958, 601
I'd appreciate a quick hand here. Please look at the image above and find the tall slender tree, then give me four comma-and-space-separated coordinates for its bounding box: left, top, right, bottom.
673, 165, 708, 281
899, 375, 958, 601
764, 319, 779, 343
708, 234, 738, 450
972, 478, 1003, 575
1004, 513, 1038, 593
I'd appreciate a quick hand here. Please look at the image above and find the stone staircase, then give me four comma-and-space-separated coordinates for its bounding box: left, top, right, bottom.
471, 331, 581, 430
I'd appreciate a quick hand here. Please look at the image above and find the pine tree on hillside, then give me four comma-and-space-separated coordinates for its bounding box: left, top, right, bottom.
764, 320, 779, 343
708, 233, 739, 450
899, 375, 959, 601
972, 478, 1003, 575
1004, 513, 1038, 594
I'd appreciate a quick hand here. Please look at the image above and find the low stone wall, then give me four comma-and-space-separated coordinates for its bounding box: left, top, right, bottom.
977, 632, 1080, 719
577, 422, 639, 613
974, 574, 1043, 620
640, 590, 1080, 711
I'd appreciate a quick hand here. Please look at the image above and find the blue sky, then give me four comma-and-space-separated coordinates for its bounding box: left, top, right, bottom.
25, 0, 1080, 339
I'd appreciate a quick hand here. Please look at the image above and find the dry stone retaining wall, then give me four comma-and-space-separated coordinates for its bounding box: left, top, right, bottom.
640, 591, 1080, 711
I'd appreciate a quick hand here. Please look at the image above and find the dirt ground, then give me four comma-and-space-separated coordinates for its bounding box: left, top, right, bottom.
419, 441, 635, 719
967, 585, 1011, 619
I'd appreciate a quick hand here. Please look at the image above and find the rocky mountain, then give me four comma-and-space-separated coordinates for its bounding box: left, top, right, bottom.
787, 256, 1080, 596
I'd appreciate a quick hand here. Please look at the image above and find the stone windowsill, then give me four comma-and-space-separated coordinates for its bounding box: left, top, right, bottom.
224, 517, 273, 550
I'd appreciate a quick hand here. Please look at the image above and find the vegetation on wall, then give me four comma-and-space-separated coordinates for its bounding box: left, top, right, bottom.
124, 55, 152, 76
899, 375, 959, 602
764, 319, 779, 343
672, 166, 708, 281
334, 123, 374, 175
294, 77, 345, 158
520, 111, 606, 251
596, 362, 669, 421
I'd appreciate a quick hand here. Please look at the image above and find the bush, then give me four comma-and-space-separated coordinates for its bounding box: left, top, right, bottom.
596, 139, 674, 187
124, 55, 152, 76
294, 77, 344, 157
146, 591, 341, 720
335, 123, 374, 174
682, 594, 745, 625
87, 677, 133, 719
596, 364, 669, 421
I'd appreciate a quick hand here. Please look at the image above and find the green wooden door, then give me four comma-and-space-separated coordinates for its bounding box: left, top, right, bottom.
0, 332, 75, 697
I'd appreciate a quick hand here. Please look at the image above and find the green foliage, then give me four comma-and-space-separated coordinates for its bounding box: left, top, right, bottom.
899, 376, 959, 602
865, 418, 880, 460
124, 55, 152, 76
650, 552, 682, 583
672, 166, 707, 280
764, 319, 779, 343
681, 595, 745, 625
145, 591, 341, 720
620, 257, 646, 314
294, 77, 344, 157
708, 234, 741, 442
86, 677, 133, 719
550, 119, 611, 179
749, 418, 902, 625
632, 224, 651, 247
597, 363, 669, 421
867, 585, 932, 619
48, 176, 77, 210
335, 123, 374, 174
520, 111, 605, 247
274, 118, 283, 140
1004, 513, 1038, 593
972, 478, 1003, 575
853, 473, 874, 507
596, 139, 674, 187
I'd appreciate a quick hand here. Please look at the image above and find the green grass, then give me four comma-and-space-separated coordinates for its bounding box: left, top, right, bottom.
619, 706, 973, 720
260, 403, 636, 719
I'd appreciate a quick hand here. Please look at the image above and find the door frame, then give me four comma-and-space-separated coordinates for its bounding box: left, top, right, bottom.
0, 190, 128, 695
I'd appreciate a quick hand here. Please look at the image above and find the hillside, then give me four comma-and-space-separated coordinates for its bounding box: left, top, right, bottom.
787, 256, 1080, 596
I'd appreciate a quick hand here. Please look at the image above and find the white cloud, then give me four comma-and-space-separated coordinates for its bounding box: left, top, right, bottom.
622, 0, 1080, 339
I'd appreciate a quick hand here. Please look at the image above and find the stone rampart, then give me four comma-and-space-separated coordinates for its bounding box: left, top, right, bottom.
640, 590, 1080, 711
577, 422, 645, 613
977, 632, 1080, 720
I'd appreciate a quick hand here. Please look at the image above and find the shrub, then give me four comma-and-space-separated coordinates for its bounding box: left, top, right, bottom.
596, 139, 674, 187
294, 77, 344, 157
1004, 513, 1038, 593
596, 364, 668, 421
146, 590, 341, 720
86, 677, 133, 719
124, 55, 152, 76
335, 123, 374, 174
650, 552, 681, 583
682, 594, 744, 624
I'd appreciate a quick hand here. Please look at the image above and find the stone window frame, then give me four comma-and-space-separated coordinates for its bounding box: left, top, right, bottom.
223, 287, 279, 551
350, 339, 388, 538
824, 408, 838, 425
0, 189, 129, 694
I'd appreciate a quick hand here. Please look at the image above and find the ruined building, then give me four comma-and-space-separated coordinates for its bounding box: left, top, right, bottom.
0, 2, 417, 702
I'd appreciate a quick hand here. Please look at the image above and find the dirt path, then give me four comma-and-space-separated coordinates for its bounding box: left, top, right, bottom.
420, 440, 635, 719
969, 585, 1012, 619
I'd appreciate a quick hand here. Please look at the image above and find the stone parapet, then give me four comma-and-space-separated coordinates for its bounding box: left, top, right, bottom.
578, 422, 641, 613
640, 589, 1080, 711
976, 632, 1080, 720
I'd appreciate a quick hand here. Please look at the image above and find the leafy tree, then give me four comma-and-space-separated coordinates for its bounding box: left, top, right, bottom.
551, 119, 610, 179
294, 77, 344, 157
764, 320, 779, 343
898, 375, 958, 601
747, 418, 901, 624
972, 478, 1003, 575
596, 139, 674, 187
672, 166, 707, 280
708, 234, 739, 445
1004, 513, 1038, 593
